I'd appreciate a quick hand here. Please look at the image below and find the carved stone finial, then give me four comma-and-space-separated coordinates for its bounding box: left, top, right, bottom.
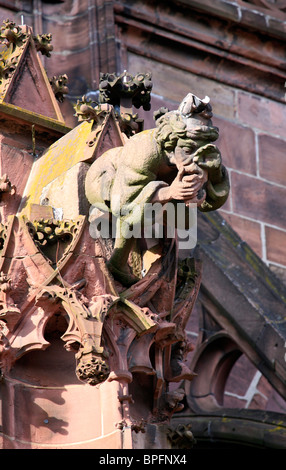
99, 71, 153, 112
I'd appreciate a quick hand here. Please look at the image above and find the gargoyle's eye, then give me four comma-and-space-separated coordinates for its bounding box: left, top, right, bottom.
182, 147, 192, 155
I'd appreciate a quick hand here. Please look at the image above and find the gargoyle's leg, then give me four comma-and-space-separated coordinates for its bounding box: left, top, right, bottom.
107, 218, 140, 286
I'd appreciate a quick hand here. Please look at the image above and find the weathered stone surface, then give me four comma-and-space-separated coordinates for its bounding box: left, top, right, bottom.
219, 211, 262, 258
171, 409, 286, 449
265, 225, 286, 266
0, 138, 33, 219
40, 162, 90, 220
1, 365, 123, 448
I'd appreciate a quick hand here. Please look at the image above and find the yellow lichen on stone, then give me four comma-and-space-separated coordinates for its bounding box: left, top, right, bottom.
19, 120, 95, 216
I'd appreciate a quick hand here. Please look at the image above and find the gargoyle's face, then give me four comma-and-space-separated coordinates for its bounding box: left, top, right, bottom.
169, 146, 194, 168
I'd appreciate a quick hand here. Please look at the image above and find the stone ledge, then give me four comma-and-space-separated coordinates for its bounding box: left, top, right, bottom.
179, 0, 286, 40
171, 409, 286, 449
0, 102, 71, 135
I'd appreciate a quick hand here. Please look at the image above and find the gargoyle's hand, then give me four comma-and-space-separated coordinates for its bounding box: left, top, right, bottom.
169, 167, 204, 202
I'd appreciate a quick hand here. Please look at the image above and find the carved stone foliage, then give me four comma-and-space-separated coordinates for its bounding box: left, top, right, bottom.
0, 22, 53, 57
0, 20, 28, 52
26, 217, 78, 257
0, 56, 17, 85
74, 95, 109, 123
0, 20, 28, 94
49, 74, 69, 103
33, 33, 53, 57
0, 20, 53, 78
167, 423, 195, 449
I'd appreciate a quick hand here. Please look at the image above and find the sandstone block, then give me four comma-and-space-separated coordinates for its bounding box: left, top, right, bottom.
215, 117, 256, 175
259, 134, 286, 186
231, 172, 286, 230
265, 225, 286, 266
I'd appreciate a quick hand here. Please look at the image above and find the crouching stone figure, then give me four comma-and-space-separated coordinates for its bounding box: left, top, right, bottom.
85, 93, 229, 286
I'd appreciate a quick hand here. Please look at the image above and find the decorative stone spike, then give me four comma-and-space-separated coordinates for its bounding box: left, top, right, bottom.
33, 33, 53, 57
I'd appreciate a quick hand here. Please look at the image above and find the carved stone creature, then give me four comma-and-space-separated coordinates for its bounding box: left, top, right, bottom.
85, 93, 229, 286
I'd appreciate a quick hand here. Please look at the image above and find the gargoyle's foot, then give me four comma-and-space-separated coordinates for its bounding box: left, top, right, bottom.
107, 261, 140, 287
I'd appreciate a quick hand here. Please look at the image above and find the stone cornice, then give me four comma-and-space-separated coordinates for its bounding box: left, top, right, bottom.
114, 0, 286, 102
177, 0, 286, 40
